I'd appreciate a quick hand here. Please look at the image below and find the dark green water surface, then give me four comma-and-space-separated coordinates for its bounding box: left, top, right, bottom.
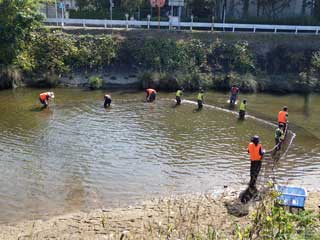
0, 88, 319, 223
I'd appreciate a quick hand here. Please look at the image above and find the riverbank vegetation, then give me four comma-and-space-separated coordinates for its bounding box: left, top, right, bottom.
1, 1, 320, 93
2, 30, 320, 93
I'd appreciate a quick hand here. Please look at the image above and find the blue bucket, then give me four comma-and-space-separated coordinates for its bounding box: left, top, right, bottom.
275, 185, 307, 208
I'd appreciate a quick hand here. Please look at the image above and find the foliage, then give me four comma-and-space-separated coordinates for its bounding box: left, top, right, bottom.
208, 39, 255, 75
311, 50, 320, 75
235, 190, 320, 239
0, 0, 43, 66
89, 75, 103, 89
266, 46, 313, 74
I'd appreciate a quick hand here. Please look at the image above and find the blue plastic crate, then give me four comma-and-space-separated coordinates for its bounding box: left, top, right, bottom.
275, 185, 307, 208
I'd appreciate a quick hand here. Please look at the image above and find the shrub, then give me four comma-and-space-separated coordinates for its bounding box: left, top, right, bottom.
208, 39, 255, 75
236, 190, 320, 239
89, 75, 103, 89
139, 72, 159, 89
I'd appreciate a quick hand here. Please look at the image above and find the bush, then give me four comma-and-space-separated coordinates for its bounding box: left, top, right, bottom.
212, 72, 257, 92
236, 190, 320, 239
208, 39, 255, 75
89, 75, 103, 89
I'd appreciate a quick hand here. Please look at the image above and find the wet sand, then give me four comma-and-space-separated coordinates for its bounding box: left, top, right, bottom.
1, 191, 319, 239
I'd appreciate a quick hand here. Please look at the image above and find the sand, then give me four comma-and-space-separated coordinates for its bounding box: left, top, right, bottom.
0, 191, 319, 240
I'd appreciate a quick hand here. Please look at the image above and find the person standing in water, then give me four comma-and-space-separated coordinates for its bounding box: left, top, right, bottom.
39, 92, 54, 108
239, 99, 247, 120
197, 89, 204, 110
175, 88, 183, 105
275, 123, 285, 150
278, 106, 288, 129
247, 135, 264, 190
146, 88, 157, 102
104, 94, 112, 108
229, 85, 239, 105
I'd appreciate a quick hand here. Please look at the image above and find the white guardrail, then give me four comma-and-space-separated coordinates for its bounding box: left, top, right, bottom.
44, 18, 320, 35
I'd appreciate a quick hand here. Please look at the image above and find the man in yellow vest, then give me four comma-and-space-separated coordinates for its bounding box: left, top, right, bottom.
247, 135, 264, 189
239, 99, 247, 120
175, 88, 183, 105
197, 89, 204, 110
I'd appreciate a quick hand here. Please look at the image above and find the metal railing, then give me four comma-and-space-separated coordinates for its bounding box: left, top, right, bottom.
44, 18, 320, 35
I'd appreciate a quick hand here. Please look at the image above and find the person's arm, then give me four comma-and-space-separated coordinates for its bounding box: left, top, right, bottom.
259, 147, 264, 156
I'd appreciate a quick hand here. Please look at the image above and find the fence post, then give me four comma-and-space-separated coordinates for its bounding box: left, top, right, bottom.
295, 27, 298, 34
82, 19, 86, 28
125, 14, 129, 30
190, 15, 193, 32
274, 28, 277, 33
316, 29, 319, 35
104, 19, 107, 29
147, 14, 151, 29
232, 26, 235, 32
211, 16, 214, 32
169, 15, 171, 31
253, 26, 256, 33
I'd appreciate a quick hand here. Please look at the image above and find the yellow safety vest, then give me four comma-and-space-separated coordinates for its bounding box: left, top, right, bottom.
176, 90, 183, 97
239, 102, 246, 111
197, 93, 204, 101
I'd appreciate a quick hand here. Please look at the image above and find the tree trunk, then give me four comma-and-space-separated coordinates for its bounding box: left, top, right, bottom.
301, 0, 307, 15
256, 0, 261, 17
242, 0, 250, 19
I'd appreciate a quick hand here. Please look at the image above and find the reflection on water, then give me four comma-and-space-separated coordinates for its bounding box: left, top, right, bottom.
0, 88, 319, 223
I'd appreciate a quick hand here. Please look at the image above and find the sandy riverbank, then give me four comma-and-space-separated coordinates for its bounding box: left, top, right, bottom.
0, 190, 319, 240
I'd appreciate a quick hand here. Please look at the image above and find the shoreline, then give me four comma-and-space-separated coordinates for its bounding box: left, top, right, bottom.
1, 190, 319, 239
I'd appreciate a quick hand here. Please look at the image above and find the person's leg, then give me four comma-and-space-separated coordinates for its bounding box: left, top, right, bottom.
176, 96, 181, 105
39, 98, 47, 108
249, 161, 261, 188
197, 100, 203, 109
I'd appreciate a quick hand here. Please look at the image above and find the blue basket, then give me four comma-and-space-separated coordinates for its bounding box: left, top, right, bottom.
275, 185, 307, 208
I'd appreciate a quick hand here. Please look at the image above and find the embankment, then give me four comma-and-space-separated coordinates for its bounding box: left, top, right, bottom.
1, 28, 320, 92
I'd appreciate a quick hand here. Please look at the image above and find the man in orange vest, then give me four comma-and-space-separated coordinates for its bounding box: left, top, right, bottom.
278, 106, 288, 129
248, 135, 264, 189
39, 92, 54, 108
146, 88, 157, 102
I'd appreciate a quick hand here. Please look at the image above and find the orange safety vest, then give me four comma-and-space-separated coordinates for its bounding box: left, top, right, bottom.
248, 143, 263, 161
278, 111, 287, 123
147, 89, 156, 95
39, 92, 49, 101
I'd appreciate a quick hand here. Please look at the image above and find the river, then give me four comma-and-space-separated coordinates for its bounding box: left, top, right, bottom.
0, 88, 319, 224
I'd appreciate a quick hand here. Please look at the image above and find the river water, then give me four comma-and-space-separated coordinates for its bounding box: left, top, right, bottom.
0, 88, 319, 223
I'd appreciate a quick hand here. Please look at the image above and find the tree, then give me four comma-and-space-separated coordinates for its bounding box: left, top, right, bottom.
121, 0, 144, 14
242, 0, 250, 18
0, 0, 43, 66
254, 0, 292, 19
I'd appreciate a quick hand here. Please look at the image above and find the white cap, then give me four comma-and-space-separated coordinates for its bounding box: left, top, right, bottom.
49, 92, 55, 99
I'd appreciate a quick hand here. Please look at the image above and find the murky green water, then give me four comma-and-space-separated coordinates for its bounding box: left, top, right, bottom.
0, 88, 319, 223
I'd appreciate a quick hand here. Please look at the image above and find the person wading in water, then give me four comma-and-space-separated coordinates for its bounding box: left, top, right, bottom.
247, 135, 264, 191
104, 94, 112, 108
197, 89, 204, 110
175, 88, 183, 105
146, 88, 157, 102
39, 92, 54, 108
